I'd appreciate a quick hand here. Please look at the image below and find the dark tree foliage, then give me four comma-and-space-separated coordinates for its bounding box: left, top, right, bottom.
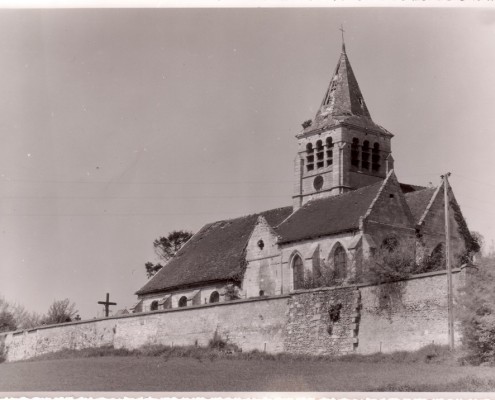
145, 230, 193, 278
450, 198, 481, 263
42, 299, 78, 325
362, 240, 420, 285
0, 297, 42, 331
0, 310, 17, 333
224, 284, 241, 301
457, 257, 495, 365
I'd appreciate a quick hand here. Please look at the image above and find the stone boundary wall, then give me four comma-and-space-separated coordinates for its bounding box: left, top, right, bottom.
357, 268, 464, 354
2, 295, 289, 362
1, 269, 464, 362
284, 286, 360, 355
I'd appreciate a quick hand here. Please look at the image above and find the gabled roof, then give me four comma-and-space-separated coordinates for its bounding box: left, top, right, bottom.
136, 206, 292, 295
404, 188, 436, 223
276, 181, 384, 244
303, 46, 392, 136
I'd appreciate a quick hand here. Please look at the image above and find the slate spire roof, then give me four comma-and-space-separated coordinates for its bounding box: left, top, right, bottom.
319, 44, 371, 120
303, 44, 392, 136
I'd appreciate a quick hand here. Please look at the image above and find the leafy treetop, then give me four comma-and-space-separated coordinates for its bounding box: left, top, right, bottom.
145, 230, 194, 278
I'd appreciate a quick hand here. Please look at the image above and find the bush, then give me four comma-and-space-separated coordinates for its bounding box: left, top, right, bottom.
0, 337, 6, 363
208, 330, 227, 350
224, 284, 241, 301
457, 257, 495, 365
301, 119, 312, 129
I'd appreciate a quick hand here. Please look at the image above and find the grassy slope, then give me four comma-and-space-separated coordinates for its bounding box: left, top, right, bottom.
1, 355, 495, 392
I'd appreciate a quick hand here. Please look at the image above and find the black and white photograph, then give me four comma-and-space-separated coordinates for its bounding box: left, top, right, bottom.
0, 3, 495, 394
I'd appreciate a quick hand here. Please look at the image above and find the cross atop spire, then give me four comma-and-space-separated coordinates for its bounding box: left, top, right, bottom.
339, 24, 346, 53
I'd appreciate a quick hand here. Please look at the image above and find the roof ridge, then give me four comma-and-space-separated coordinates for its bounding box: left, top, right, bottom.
417, 181, 443, 226
363, 170, 394, 220
302, 180, 384, 208
202, 205, 292, 225
404, 186, 436, 197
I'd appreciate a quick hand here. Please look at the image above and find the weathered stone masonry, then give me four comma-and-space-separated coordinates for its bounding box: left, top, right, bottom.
285, 286, 360, 355
1, 269, 464, 362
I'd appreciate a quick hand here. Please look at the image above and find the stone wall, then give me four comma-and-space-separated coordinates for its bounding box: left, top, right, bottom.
1, 270, 464, 362
284, 286, 359, 355
357, 269, 464, 354
2, 295, 289, 362
5, 318, 116, 362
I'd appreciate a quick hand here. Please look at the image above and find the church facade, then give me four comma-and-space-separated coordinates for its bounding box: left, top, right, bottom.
134, 42, 472, 313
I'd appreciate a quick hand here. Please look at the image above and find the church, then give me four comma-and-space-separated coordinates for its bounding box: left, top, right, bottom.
133, 40, 473, 313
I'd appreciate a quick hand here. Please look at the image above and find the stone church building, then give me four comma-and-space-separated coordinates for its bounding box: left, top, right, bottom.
134, 42, 472, 313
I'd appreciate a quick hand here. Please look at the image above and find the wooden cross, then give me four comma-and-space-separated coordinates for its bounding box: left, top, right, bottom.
98, 292, 117, 317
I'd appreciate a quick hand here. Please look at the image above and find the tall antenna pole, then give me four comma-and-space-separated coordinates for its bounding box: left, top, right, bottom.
442, 172, 454, 351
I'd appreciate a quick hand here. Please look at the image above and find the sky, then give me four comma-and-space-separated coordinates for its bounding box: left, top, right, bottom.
0, 7, 494, 319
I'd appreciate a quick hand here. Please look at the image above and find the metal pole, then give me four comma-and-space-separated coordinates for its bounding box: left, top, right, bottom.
443, 173, 455, 351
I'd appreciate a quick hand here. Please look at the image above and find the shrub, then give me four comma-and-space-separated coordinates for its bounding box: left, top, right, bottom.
208, 330, 227, 350
301, 119, 312, 129
224, 284, 241, 301
360, 240, 421, 312
298, 258, 339, 289
0, 337, 6, 363
457, 257, 495, 365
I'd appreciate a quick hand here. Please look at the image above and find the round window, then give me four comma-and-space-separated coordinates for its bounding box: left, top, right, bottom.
313, 175, 324, 191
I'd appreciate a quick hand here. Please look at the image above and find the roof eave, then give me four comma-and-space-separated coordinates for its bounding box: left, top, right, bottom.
297, 120, 393, 139
136, 277, 238, 297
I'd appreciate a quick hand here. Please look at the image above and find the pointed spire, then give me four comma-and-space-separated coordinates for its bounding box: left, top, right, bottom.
309, 36, 373, 131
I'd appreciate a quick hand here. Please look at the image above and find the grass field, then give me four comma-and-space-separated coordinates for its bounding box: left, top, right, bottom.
1, 354, 495, 392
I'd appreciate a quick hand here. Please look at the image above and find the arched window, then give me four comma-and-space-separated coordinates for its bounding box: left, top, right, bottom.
351, 138, 360, 167
178, 296, 188, 308
150, 301, 159, 311
292, 254, 304, 290
326, 137, 333, 166
316, 140, 324, 168
306, 143, 314, 171
209, 291, 220, 303
333, 244, 347, 282
372, 143, 380, 171
361, 140, 370, 170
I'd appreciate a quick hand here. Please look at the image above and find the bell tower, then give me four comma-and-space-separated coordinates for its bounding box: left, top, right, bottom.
293, 36, 394, 210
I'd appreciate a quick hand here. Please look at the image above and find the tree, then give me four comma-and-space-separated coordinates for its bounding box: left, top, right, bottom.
361, 239, 420, 285
457, 256, 495, 365
145, 230, 193, 278
360, 239, 424, 312
0, 296, 42, 331
42, 299, 78, 325
0, 310, 16, 333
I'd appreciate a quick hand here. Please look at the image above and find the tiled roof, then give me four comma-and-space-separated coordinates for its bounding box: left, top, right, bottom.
276, 181, 384, 244
404, 188, 436, 223
136, 206, 292, 295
